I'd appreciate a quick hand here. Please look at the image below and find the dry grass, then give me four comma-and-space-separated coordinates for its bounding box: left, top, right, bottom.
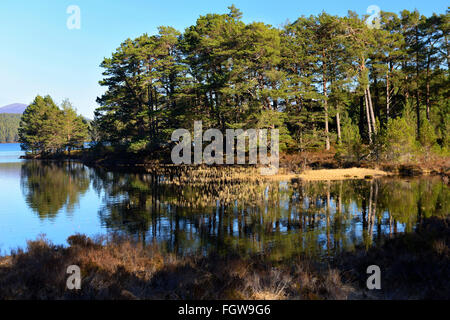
1, 217, 448, 300
141, 165, 391, 183
298, 168, 391, 181
0, 234, 352, 300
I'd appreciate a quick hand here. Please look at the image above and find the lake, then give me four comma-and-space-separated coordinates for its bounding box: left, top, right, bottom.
0, 143, 24, 163
0, 143, 448, 260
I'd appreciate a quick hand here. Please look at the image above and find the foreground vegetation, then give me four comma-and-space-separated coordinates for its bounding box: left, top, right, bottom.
0, 217, 448, 300
337, 217, 450, 299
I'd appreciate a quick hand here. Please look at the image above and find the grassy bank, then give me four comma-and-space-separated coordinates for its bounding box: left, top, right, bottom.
1, 217, 448, 300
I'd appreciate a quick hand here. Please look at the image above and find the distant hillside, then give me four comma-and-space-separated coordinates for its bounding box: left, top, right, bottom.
0, 103, 27, 114
0, 114, 21, 143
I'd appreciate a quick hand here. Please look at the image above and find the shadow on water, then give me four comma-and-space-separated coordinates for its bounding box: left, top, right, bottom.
19, 161, 449, 261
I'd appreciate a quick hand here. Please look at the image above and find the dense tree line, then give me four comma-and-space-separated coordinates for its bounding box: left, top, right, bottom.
0, 114, 21, 143
94, 7, 450, 161
18, 95, 89, 155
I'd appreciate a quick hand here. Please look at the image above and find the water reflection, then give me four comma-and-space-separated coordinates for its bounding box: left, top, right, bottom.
19, 161, 449, 259
20, 161, 90, 219
92, 169, 449, 259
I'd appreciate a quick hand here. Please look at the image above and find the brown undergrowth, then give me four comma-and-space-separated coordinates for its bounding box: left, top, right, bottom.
1, 217, 448, 300
336, 217, 450, 299
0, 235, 351, 300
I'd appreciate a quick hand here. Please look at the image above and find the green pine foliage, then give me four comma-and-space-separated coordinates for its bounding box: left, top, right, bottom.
336, 119, 366, 163
18, 95, 89, 155
91, 6, 449, 162
0, 114, 21, 143
383, 117, 418, 162
16, 7, 448, 164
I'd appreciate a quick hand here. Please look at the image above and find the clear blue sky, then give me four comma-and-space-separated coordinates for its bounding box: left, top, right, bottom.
0, 0, 447, 118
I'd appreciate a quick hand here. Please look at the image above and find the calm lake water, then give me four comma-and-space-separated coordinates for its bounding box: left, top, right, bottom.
0, 143, 449, 260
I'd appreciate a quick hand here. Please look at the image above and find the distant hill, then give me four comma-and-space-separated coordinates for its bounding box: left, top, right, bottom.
0, 103, 27, 114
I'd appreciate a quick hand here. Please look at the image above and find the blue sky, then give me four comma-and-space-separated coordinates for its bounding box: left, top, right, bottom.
0, 0, 448, 118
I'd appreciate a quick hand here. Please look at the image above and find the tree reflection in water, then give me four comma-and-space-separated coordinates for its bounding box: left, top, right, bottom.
19, 162, 449, 260
92, 168, 449, 259
20, 161, 90, 219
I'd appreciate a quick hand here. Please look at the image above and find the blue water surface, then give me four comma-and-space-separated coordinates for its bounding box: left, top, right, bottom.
0, 143, 24, 163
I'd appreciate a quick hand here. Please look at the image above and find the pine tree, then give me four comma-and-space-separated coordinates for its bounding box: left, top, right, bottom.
19, 95, 88, 155
384, 117, 418, 162
19, 95, 63, 154
88, 6, 449, 161
61, 99, 89, 155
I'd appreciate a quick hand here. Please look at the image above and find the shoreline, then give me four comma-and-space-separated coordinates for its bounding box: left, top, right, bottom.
19, 156, 449, 182
17, 148, 450, 182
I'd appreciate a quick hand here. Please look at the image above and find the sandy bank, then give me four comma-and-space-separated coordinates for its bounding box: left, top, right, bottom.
255, 167, 391, 181
296, 168, 391, 181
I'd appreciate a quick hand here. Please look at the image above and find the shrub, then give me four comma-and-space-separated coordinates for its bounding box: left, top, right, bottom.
419, 119, 439, 159
383, 117, 418, 162
336, 120, 366, 163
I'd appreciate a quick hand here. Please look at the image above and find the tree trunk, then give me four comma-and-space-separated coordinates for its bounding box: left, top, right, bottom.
386, 71, 390, 122
336, 112, 341, 144
364, 89, 372, 144
367, 86, 377, 134
386, 62, 392, 124
323, 49, 330, 151
416, 26, 421, 137
323, 80, 330, 151
426, 54, 431, 120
